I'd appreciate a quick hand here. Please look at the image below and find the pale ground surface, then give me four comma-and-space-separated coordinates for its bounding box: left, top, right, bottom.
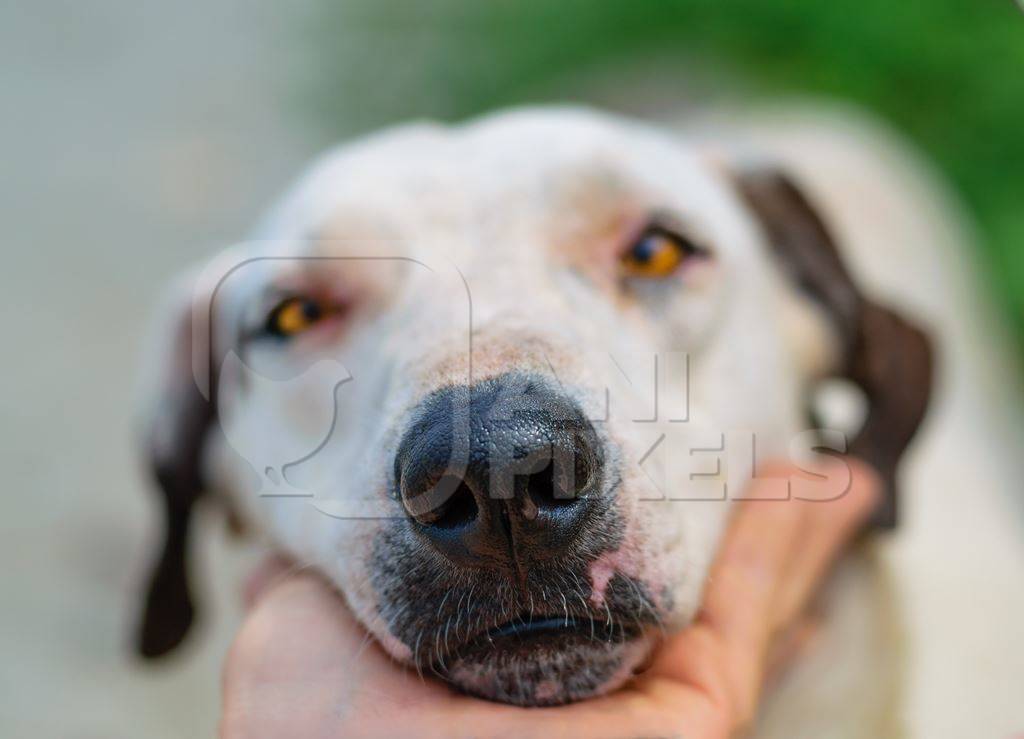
3, 7, 1023, 737
0, 2, 322, 736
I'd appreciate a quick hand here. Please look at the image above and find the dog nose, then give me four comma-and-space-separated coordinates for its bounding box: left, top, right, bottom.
395, 374, 605, 568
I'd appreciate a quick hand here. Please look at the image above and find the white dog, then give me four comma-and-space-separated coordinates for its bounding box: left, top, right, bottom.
136, 106, 1022, 734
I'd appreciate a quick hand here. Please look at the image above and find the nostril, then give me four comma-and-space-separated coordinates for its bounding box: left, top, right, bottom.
526, 464, 570, 510
524, 453, 591, 511
408, 476, 479, 529
434, 480, 478, 528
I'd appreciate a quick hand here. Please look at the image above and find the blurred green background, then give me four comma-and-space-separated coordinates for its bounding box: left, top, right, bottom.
307, 0, 1024, 355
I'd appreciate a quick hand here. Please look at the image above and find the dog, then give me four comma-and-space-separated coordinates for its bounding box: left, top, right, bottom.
135, 106, 942, 726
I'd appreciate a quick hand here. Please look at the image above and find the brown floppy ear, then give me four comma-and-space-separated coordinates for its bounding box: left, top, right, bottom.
733, 166, 934, 528
135, 273, 218, 657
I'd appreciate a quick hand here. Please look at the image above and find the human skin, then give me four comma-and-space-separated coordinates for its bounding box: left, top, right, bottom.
221, 459, 880, 739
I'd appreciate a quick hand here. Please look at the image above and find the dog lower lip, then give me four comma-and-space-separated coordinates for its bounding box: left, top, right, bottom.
431, 612, 644, 706
487, 615, 585, 640
424, 607, 648, 673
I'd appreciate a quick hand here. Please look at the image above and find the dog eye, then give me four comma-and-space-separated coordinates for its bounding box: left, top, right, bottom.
265, 296, 325, 338
621, 228, 701, 279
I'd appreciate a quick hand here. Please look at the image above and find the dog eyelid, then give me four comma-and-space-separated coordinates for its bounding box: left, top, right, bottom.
265, 296, 323, 337
241, 291, 345, 343
619, 216, 708, 279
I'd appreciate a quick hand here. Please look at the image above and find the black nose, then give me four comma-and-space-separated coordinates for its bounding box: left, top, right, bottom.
395, 374, 606, 568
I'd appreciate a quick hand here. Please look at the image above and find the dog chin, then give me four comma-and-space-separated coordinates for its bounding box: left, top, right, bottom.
439, 631, 653, 707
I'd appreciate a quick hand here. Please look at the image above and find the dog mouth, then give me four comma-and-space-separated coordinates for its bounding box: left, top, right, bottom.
431, 612, 648, 706
451, 613, 636, 657
372, 515, 664, 705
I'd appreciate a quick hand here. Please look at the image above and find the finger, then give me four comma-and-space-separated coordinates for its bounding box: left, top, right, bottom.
770, 458, 880, 629
707, 458, 878, 648
650, 459, 868, 727
692, 469, 809, 721
701, 465, 809, 654
645, 463, 807, 732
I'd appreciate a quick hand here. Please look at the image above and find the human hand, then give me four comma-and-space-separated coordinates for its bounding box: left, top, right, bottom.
221, 459, 880, 739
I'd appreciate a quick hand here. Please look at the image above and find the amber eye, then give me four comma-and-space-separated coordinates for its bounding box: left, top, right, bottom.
265, 296, 325, 338
621, 229, 699, 279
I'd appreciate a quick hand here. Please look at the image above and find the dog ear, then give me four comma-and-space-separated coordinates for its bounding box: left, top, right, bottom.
732, 166, 934, 528
135, 270, 219, 658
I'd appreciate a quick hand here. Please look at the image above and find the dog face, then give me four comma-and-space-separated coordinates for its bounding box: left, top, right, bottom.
138, 108, 932, 705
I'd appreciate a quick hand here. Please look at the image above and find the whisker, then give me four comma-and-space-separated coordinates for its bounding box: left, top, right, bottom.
412, 631, 425, 682
434, 626, 446, 672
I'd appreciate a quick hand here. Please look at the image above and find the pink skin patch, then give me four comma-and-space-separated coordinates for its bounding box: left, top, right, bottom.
587, 547, 647, 608
588, 554, 618, 608
587, 542, 667, 614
